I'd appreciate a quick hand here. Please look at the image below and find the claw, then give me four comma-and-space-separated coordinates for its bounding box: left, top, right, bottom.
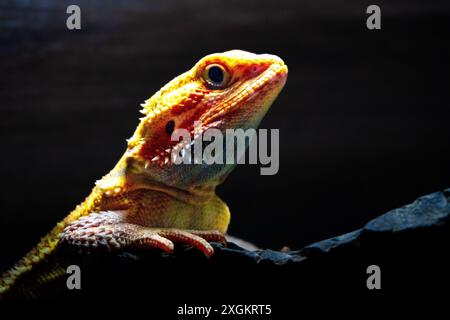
188, 230, 227, 245
140, 234, 174, 254
160, 229, 215, 257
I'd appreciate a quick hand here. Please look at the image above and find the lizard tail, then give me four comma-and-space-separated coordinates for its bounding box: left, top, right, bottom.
0, 224, 65, 299
0, 192, 98, 299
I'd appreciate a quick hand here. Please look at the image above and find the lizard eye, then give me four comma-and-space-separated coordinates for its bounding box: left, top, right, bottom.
203, 64, 230, 89
165, 120, 175, 135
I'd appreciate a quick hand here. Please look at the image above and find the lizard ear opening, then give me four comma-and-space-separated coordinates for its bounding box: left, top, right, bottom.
165, 120, 175, 135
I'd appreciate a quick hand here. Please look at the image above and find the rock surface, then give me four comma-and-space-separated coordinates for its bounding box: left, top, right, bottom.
8, 189, 450, 301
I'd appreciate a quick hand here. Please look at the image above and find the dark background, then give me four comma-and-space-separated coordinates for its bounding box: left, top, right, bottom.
1, 0, 449, 272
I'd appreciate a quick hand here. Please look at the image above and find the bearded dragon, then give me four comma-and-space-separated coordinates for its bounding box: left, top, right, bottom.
0, 50, 288, 298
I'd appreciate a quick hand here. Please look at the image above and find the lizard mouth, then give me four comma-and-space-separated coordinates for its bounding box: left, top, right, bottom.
200, 58, 288, 127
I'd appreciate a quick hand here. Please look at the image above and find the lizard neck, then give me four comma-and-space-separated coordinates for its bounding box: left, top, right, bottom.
97, 154, 218, 206
128, 175, 217, 206
95, 155, 230, 233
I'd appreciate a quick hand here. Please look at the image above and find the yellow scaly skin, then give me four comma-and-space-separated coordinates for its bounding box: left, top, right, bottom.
0, 50, 288, 298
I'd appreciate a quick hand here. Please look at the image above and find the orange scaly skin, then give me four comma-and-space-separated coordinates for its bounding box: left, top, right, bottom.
0, 50, 288, 298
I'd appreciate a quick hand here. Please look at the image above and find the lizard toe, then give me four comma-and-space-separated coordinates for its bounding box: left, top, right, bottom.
159, 229, 215, 258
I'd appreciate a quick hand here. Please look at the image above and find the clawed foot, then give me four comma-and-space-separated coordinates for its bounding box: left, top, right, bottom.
60, 213, 226, 258
134, 228, 226, 257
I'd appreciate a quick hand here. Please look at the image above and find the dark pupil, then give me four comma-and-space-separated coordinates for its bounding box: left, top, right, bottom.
165, 120, 175, 135
208, 66, 223, 84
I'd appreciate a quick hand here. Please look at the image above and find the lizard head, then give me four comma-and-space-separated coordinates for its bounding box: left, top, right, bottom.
124, 50, 287, 197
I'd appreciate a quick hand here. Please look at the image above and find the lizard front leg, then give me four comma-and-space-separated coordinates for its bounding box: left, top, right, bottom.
59, 211, 226, 257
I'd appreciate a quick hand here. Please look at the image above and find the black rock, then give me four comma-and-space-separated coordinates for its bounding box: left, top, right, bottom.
7, 189, 450, 302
